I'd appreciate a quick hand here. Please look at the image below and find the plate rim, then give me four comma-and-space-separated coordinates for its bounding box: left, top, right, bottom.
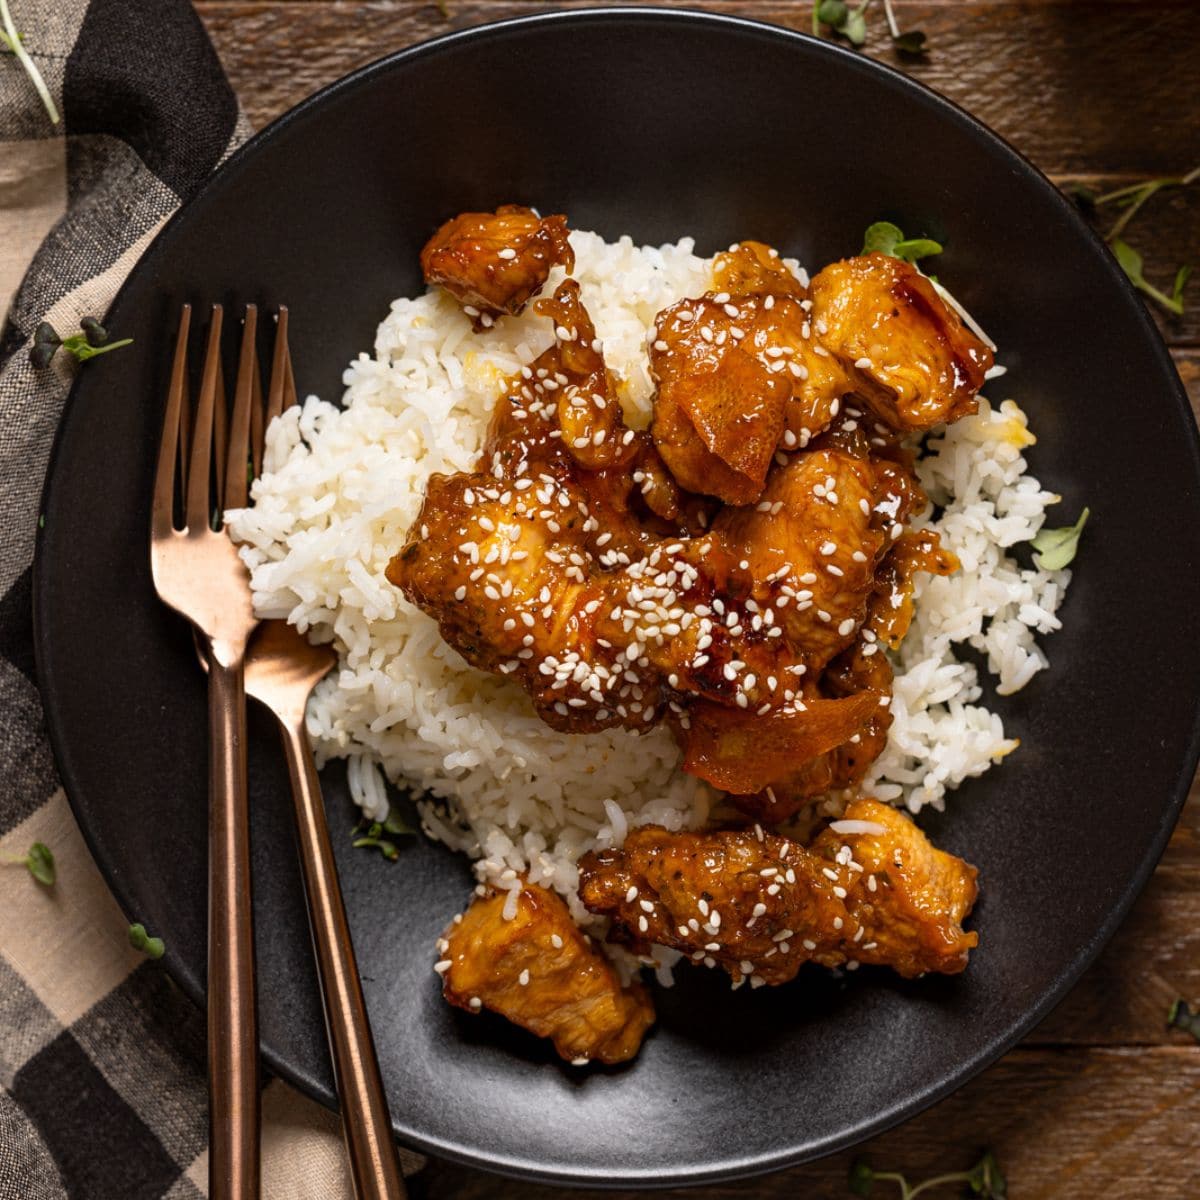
31, 6, 1200, 1187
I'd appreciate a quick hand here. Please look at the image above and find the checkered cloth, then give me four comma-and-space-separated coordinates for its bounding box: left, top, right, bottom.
0, 3, 423, 1195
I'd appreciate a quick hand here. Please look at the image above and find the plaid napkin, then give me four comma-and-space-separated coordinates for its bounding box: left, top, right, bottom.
0, 3, 423, 1195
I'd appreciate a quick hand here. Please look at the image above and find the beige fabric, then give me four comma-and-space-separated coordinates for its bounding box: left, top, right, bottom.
0, 138, 67, 326
0, 789, 142, 1026
0, 219, 166, 598
2, 790, 423, 1193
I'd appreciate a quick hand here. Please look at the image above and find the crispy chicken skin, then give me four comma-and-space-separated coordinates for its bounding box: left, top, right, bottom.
810, 252, 993, 432
438, 883, 654, 1064
578, 799, 978, 984
421, 205, 574, 326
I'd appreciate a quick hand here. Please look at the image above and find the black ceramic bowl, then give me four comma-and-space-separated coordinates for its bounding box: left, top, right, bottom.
34, 8, 1200, 1187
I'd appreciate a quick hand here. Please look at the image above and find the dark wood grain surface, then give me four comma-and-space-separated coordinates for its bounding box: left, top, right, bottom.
192, 2, 1200, 1194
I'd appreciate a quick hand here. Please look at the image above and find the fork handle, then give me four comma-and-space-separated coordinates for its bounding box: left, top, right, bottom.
207, 644, 261, 1200
276, 714, 407, 1200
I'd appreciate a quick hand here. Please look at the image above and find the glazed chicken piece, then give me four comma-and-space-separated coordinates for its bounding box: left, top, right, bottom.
728, 526, 959, 823
421, 204, 574, 326
578, 798, 978, 984
649, 244, 852, 505
649, 246, 993, 507
438, 883, 654, 1065
810, 252, 994, 432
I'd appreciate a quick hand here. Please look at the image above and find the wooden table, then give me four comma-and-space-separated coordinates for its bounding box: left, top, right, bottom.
192, 2, 1200, 1193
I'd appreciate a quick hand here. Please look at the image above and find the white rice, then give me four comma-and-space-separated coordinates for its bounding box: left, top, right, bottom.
227, 229, 1071, 923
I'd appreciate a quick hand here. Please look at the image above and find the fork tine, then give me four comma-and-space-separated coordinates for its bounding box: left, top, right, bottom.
265, 306, 291, 428
224, 305, 258, 511
186, 305, 224, 532
177, 356, 193, 499
153, 305, 192, 537
249, 350, 264, 480
213, 348, 228, 513
282, 337, 298, 412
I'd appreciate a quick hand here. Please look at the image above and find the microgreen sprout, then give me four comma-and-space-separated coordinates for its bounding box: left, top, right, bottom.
862, 221, 943, 265
849, 1150, 1006, 1199
0, 0, 59, 125
881, 0, 926, 54
1030, 507, 1089, 570
2, 841, 55, 885
1066, 166, 1198, 315
352, 809, 415, 862
814, 0, 873, 47
29, 318, 133, 369
128, 923, 165, 959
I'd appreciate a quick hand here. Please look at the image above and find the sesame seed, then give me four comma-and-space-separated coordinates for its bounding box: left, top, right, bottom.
498, 247, 517, 260
551, 934, 563, 948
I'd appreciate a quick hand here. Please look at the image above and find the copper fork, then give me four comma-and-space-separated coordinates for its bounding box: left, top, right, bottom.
181, 313, 405, 1198
151, 303, 266, 1199
243, 623, 407, 1199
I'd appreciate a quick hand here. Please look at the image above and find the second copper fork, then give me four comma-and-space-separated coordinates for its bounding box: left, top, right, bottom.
151, 303, 269, 1200
218, 314, 405, 1198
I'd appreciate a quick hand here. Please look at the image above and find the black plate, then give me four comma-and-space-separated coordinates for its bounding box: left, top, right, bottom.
33, 9, 1200, 1187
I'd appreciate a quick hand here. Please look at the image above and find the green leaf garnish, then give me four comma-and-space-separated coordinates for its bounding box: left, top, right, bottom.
862, 221, 943, 265
352, 810, 413, 862
1111, 239, 1190, 316
1095, 166, 1199, 244
892, 29, 926, 54
966, 1151, 1007, 1198
842, 8, 867, 45
1064, 182, 1099, 214
848, 1156, 876, 1196
61, 333, 134, 362
0, 0, 59, 125
1171, 264, 1192, 309
1031, 506, 1089, 570
128, 923, 165, 959
1169, 999, 1200, 1044
29, 318, 133, 369
25, 842, 55, 886
845, 1150, 1006, 1198
882, 0, 927, 54
814, 0, 872, 47
817, 0, 848, 26
1063, 167, 1198, 316
3, 842, 55, 885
